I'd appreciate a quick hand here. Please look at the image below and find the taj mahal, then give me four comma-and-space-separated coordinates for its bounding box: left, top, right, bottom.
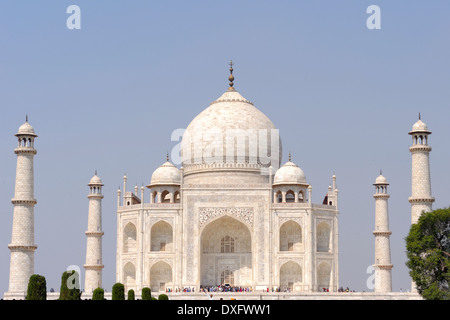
3, 64, 432, 300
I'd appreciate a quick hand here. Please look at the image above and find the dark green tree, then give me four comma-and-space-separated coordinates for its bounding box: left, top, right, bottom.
92, 288, 105, 300
142, 287, 152, 300
406, 208, 450, 300
112, 282, 125, 300
158, 294, 169, 300
127, 289, 135, 300
59, 270, 81, 300
26, 274, 47, 300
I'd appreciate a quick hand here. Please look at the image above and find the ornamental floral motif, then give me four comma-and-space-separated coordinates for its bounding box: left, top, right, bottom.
199, 207, 253, 230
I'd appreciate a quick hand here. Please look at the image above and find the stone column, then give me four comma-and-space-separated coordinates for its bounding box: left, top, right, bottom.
6, 119, 38, 299
373, 173, 393, 292
84, 173, 104, 293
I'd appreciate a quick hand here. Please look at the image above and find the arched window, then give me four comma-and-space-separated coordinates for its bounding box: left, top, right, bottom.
123, 223, 137, 253
221, 270, 234, 286
161, 190, 170, 203
298, 191, 304, 203
316, 222, 331, 252
151, 221, 173, 252
174, 191, 180, 203
151, 191, 158, 204
221, 235, 235, 253
123, 262, 136, 287
276, 191, 282, 203
286, 190, 295, 203
280, 221, 302, 252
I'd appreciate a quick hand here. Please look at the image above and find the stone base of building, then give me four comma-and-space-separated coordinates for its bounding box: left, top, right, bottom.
9, 291, 420, 300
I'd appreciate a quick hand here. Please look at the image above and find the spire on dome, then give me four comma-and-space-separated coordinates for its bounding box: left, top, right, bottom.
166, 152, 169, 162
228, 60, 235, 91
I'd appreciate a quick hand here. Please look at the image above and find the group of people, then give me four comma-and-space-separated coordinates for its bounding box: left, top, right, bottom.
200, 285, 253, 293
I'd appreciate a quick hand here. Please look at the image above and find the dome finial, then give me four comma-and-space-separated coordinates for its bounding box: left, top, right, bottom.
419, 112, 421, 120
26, 114, 28, 123
228, 60, 235, 91
289, 151, 291, 162
166, 152, 169, 162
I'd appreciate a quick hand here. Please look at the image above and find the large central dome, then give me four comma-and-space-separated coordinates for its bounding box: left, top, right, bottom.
180, 85, 282, 183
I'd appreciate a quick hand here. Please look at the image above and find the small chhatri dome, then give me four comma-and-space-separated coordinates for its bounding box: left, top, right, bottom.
16, 116, 37, 137
273, 158, 307, 185
374, 171, 388, 185
149, 158, 181, 187
410, 114, 431, 134
88, 171, 103, 186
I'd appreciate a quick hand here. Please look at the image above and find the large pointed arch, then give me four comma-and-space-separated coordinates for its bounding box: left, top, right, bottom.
200, 215, 252, 287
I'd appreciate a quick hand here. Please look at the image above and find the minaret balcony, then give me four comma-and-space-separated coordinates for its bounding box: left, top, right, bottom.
409, 145, 432, 152
8, 244, 38, 251
408, 196, 435, 203
85, 231, 104, 236
372, 230, 392, 236
11, 198, 37, 205
14, 147, 37, 155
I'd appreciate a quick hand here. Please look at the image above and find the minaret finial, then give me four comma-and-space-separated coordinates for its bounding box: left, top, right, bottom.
95, 169, 97, 176
228, 60, 235, 90
289, 151, 291, 162
380, 169, 382, 175
26, 114, 28, 123
166, 152, 169, 162
419, 112, 421, 120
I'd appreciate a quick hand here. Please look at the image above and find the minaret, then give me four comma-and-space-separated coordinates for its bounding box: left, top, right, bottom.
373, 172, 393, 292
408, 114, 434, 224
83, 171, 104, 293
6, 117, 38, 299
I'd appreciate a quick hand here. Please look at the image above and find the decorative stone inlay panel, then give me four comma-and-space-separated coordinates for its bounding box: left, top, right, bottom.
279, 217, 303, 228
278, 257, 303, 268
149, 258, 173, 269
149, 216, 174, 227
199, 207, 254, 230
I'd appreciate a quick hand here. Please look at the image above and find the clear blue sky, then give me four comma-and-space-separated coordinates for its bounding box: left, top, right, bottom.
1, 0, 450, 295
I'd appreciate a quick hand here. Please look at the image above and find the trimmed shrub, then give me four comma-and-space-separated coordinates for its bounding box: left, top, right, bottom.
158, 294, 169, 300
142, 287, 152, 300
92, 288, 105, 300
26, 274, 47, 300
127, 289, 135, 300
59, 270, 81, 300
112, 283, 125, 300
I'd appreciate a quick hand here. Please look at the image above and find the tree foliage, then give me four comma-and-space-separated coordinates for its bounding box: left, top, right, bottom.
142, 287, 152, 300
406, 208, 450, 300
112, 283, 125, 300
158, 294, 169, 300
59, 270, 81, 300
92, 288, 105, 300
26, 274, 47, 300
127, 289, 135, 300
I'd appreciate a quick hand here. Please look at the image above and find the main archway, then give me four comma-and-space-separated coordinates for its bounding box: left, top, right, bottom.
200, 215, 252, 288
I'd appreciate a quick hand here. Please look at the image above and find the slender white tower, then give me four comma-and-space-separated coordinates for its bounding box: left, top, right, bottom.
83, 171, 104, 293
6, 118, 38, 299
408, 115, 434, 224
373, 172, 393, 292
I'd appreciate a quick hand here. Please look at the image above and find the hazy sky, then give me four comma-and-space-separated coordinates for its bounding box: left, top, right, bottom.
1, 1, 450, 295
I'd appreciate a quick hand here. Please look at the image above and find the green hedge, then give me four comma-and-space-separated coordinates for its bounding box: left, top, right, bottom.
158, 294, 169, 300
127, 289, 135, 300
92, 288, 105, 300
112, 283, 125, 300
142, 287, 152, 300
26, 274, 47, 300
59, 270, 81, 300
